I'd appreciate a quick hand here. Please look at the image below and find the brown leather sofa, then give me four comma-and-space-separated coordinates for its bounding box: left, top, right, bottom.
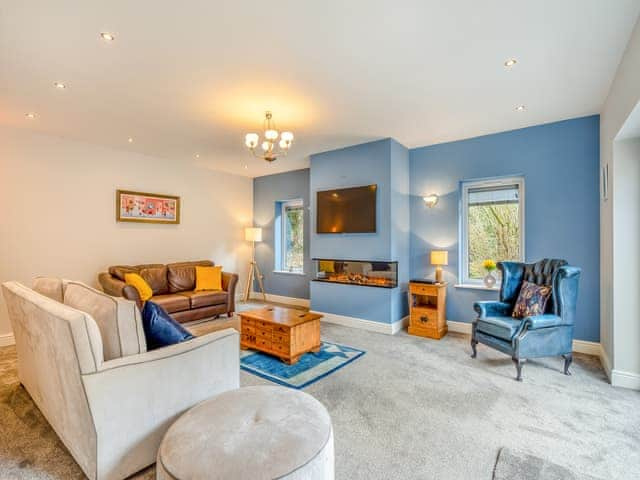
99, 260, 238, 323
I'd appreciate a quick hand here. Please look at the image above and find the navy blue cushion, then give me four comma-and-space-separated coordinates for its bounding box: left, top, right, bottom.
141, 301, 194, 350
476, 316, 522, 341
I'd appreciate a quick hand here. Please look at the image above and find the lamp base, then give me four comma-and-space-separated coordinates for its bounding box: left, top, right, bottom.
435, 267, 443, 283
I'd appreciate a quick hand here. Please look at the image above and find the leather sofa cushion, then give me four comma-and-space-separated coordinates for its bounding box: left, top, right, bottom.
109, 264, 165, 281
179, 290, 227, 309
140, 266, 169, 295
167, 260, 214, 293
476, 316, 522, 341
152, 293, 191, 313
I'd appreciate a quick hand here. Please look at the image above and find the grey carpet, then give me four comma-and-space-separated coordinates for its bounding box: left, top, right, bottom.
1, 303, 639, 479
493, 447, 603, 480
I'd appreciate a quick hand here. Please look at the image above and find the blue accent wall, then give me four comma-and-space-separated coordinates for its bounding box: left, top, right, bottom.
310, 139, 410, 324
409, 115, 600, 342
253, 168, 312, 299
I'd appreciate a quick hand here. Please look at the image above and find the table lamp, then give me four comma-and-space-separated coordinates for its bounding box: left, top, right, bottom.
243, 227, 266, 302
430, 250, 448, 283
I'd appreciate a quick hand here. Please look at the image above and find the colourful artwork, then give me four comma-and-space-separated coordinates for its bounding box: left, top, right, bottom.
116, 190, 180, 224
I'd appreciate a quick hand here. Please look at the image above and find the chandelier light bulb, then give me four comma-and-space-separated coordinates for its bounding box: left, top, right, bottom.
245, 133, 259, 149
265, 129, 279, 141
261, 141, 270, 152
279, 139, 289, 149
281, 131, 294, 142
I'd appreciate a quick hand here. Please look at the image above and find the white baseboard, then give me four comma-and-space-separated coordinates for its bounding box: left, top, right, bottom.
248, 292, 310, 308
314, 311, 408, 335
610, 369, 640, 390
446, 320, 600, 356
0, 333, 15, 347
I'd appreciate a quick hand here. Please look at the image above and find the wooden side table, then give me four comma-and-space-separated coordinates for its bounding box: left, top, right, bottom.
239, 306, 322, 364
408, 281, 447, 339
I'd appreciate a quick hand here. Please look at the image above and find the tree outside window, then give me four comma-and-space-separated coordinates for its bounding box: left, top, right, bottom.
461, 178, 524, 283
282, 200, 304, 272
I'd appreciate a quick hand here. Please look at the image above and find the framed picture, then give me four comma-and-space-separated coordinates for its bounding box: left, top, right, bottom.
116, 190, 180, 224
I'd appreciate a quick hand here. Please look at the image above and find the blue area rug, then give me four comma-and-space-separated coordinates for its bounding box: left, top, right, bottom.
240, 341, 365, 389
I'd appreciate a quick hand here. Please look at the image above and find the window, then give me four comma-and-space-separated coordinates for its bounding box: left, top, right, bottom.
276, 199, 304, 273
460, 177, 524, 285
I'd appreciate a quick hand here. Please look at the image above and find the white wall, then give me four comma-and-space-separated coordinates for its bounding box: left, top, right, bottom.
600, 15, 640, 389
612, 138, 640, 386
0, 127, 253, 340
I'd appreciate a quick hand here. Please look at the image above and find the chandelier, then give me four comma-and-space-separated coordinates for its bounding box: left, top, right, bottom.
244, 111, 294, 162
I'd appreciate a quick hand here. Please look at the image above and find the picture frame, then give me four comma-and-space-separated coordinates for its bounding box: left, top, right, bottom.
116, 190, 180, 224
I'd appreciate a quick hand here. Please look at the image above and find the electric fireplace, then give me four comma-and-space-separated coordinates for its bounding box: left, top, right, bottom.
312, 259, 398, 288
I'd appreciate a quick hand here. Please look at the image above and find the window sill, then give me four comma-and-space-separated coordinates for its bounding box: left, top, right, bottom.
273, 270, 306, 276
454, 283, 499, 292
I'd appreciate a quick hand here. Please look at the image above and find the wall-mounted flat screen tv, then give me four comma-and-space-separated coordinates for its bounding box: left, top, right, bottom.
316, 184, 377, 234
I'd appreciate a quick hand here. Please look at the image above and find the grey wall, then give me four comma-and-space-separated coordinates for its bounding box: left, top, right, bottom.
253, 168, 312, 299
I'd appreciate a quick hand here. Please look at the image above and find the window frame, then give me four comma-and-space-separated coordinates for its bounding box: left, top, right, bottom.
278, 198, 304, 273
459, 176, 525, 286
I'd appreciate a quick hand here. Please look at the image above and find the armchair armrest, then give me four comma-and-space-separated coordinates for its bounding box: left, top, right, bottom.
81, 329, 239, 477
474, 301, 512, 319
521, 314, 570, 331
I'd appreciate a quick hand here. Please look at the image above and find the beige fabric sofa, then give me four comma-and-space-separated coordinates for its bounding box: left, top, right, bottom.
1, 278, 240, 480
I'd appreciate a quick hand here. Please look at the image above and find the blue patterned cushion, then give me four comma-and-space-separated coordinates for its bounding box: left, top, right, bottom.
141, 301, 194, 350
512, 281, 552, 319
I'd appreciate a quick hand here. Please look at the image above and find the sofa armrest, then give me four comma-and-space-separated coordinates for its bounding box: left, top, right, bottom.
98, 272, 126, 297
222, 272, 239, 313
473, 301, 512, 319
521, 314, 569, 331
81, 329, 240, 478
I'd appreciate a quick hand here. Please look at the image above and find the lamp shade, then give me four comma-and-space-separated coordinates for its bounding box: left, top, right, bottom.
245, 227, 262, 242
430, 250, 448, 266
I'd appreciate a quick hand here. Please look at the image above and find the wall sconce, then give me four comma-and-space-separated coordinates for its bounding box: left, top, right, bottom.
423, 193, 439, 208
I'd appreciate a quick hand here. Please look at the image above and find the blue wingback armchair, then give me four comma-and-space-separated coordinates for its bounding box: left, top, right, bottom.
471, 258, 581, 381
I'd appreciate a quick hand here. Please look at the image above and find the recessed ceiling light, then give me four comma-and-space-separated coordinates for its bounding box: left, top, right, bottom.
128, 137, 134, 143
504, 58, 517, 67
244, 164, 248, 170
100, 32, 115, 41
515, 105, 526, 112
195, 153, 200, 158
54, 82, 66, 90
25, 112, 36, 119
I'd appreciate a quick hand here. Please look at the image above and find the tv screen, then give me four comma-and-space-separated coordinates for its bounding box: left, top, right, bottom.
317, 184, 377, 233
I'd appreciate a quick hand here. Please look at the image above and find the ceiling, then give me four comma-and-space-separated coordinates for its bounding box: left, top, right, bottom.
1, 1, 639, 178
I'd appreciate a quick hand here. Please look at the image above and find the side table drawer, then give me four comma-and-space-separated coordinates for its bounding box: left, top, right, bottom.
256, 337, 272, 350
410, 284, 437, 296
256, 328, 273, 339
256, 320, 273, 330
272, 332, 290, 345
241, 325, 256, 336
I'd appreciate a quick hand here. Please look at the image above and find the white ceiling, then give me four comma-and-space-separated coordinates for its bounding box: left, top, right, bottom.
1, 1, 639, 178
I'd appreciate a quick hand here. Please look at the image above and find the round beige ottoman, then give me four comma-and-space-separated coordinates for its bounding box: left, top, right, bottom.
156, 386, 334, 480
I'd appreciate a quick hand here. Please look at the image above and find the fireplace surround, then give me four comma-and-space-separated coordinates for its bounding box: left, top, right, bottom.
312, 259, 398, 288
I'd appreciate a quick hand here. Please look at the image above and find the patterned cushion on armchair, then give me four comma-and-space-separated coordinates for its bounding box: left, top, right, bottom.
512, 281, 552, 318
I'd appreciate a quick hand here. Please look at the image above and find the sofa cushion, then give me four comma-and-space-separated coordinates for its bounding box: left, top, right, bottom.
476, 316, 522, 341
140, 265, 169, 295
152, 293, 191, 313
141, 301, 194, 350
64, 281, 147, 360
124, 273, 153, 301
108, 264, 165, 281
178, 290, 228, 309
32, 277, 67, 303
167, 260, 214, 293
195, 265, 222, 292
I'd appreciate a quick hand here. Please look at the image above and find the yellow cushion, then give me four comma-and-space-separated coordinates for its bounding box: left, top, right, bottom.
319, 260, 335, 273
195, 265, 222, 292
124, 273, 153, 301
